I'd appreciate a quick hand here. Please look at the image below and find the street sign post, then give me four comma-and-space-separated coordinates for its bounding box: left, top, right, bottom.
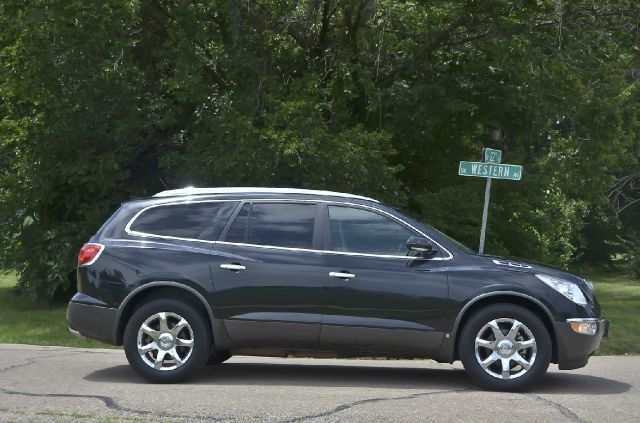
458, 149, 523, 254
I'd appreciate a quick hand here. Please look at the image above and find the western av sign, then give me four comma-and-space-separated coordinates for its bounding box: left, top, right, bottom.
458, 148, 524, 254
458, 161, 523, 181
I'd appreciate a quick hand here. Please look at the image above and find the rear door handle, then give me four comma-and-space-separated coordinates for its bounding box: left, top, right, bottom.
329, 271, 355, 280
220, 263, 246, 271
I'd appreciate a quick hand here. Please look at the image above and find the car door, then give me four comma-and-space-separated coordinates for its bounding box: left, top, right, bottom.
319, 204, 449, 355
209, 201, 327, 346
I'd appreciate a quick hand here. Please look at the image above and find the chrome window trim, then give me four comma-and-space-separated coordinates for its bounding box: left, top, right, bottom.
124, 199, 235, 243
123, 198, 454, 261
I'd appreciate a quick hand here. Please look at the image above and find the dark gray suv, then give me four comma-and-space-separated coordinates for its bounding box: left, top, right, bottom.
68, 187, 608, 390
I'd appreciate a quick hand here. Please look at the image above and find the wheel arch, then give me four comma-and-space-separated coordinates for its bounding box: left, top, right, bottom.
114, 281, 215, 345
451, 291, 558, 363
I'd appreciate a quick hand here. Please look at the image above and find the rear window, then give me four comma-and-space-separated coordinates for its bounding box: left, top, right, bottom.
225, 202, 316, 248
129, 201, 237, 240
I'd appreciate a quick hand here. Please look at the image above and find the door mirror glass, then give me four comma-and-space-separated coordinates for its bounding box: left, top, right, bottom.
406, 236, 435, 256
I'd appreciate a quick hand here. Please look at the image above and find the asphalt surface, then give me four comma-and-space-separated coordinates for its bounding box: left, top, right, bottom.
0, 344, 638, 423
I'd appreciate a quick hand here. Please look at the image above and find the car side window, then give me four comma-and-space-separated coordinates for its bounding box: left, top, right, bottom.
328, 206, 415, 256
129, 202, 238, 240
225, 202, 316, 249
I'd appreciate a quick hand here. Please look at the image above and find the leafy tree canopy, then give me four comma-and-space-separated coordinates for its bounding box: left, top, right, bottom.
1, 0, 639, 299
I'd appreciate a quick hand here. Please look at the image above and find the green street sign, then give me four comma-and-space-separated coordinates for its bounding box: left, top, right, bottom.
483, 148, 502, 164
458, 161, 523, 181
458, 148, 523, 254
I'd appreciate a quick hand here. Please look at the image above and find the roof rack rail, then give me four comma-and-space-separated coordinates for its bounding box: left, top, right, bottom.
153, 187, 379, 203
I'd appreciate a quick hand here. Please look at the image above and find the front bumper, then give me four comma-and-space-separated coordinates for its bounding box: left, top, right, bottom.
554, 318, 609, 370
67, 293, 118, 344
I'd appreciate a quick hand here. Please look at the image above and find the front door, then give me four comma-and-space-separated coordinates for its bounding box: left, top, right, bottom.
319, 204, 449, 355
209, 201, 326, 346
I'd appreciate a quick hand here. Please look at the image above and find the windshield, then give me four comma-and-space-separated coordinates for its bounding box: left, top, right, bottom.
389, 205, 475, 254
421, 222, 475, 254
387, 206, 477, 254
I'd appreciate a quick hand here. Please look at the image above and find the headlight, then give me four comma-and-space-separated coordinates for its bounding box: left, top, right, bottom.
535, 274, 588, 305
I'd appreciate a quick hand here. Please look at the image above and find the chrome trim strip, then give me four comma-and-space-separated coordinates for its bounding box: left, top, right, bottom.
153, 187, 380, 203
124, 199, 231, 243
123, 198, 454, 261
566, 318, 603, 323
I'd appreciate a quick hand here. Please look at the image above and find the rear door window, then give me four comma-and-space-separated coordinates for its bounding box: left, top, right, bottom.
129, 201, 238, 240
225, 203, 316, 249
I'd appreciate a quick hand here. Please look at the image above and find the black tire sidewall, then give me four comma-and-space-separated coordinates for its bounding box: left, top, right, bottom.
124, 298, 211, 383
459, 303, 552, 391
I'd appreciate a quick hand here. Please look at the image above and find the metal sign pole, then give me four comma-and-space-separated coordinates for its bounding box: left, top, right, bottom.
478, 177, 492, 254
459, 147, 521, 255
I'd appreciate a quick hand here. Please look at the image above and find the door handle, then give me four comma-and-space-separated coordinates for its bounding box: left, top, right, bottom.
329, 271, 355, 280
220, 263, 246, 271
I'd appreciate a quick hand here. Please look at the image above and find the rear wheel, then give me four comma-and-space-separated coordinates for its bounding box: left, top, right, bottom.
458, 303, 552, 391
124, 298, 211, 383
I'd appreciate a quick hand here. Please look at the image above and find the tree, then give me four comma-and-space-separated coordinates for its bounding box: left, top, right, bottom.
1, 0, 639, 300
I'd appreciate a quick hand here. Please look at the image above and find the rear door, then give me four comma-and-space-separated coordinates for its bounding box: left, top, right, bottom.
209, 201, 327, 346
319, 204, 449, 355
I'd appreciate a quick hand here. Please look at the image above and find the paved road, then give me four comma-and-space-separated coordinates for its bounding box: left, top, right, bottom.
0, 344, 638, 423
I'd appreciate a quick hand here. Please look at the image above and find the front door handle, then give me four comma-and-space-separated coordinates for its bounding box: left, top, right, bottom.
329, 271, 355, 280
220, 263, 246, 271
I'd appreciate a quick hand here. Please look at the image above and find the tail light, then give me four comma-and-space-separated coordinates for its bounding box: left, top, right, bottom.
78, 243, 105, 266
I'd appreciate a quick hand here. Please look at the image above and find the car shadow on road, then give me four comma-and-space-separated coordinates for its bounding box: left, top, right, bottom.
84, 361, 631, 395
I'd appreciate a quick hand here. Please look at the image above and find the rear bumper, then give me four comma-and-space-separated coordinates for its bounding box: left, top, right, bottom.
554, 319, 609, 370
67, 293, 118, 344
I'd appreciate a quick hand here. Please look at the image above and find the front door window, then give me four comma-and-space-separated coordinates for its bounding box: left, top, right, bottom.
327, 206, 414, 256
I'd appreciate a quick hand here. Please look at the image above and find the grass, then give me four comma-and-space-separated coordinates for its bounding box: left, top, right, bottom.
0, 272, 114, 348
590, 271, 640, 355
0, 270, 638, 354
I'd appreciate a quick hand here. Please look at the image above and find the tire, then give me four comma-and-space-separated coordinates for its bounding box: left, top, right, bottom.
207, 350, 231, 365
124, 298, 211, 383
458, 303, 552, 391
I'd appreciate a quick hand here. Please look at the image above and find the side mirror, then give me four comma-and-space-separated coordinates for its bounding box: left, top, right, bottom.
406, 236, 435, 256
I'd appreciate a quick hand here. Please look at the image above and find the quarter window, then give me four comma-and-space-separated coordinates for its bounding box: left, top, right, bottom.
328, 206, 414, 255
225, 203, 316, 249
129, 202, 237, 240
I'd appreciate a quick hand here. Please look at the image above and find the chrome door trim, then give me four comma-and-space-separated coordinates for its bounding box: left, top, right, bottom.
329, 271, 356, 279
123, 198, 454, 261
219, 263, 247, 271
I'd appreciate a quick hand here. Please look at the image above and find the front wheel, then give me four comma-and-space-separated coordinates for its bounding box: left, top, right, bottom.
124, 299, 211, 383
458, 303, 552, 391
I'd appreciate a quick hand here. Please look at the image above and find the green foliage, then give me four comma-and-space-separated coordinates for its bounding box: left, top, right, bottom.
0, 0, 639, 299
0, 272, 111, 347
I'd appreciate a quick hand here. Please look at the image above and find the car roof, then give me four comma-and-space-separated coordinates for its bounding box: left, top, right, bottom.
152, 187, 380, 203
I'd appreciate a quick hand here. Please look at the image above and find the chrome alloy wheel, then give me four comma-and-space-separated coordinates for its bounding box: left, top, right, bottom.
137, 312, 194, 371
474, 318, 537, 380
